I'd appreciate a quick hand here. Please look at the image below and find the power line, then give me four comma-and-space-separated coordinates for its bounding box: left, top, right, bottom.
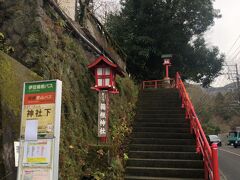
195, 64, 240, 110
228, 47, 240, 64
226, 33, 240, 56
226, 34, 240, 65
193, 34, 240, 112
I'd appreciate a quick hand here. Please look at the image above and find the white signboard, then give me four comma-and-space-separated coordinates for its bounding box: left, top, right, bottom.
23, 140, 52, 166
17, 80, 62, 180
98, 91, 109, 137
25, 120, 38, 141
22, 168, 51, 180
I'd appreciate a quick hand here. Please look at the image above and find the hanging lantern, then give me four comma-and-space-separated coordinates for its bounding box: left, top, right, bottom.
88, 55, 122, 93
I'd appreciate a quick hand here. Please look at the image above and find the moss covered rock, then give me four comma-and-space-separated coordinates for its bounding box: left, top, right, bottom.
0, 51, 41, 179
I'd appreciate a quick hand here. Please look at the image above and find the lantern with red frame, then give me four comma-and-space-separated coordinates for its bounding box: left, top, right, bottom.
161, 54, 172, 79
88, 55, 124, 143
88, 55, 123, 94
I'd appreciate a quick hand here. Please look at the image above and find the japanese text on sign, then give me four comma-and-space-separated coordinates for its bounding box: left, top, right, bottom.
23, 140, 52, 165
21, 104, 55, 137
98, 91, 109, 137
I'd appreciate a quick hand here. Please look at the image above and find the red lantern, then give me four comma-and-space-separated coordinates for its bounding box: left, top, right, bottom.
88, 55, 122, 94
163, 59, 172, 79
88, 55, 124, 143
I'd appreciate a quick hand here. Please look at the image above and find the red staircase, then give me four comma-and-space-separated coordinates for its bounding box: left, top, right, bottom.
124, 72, 220, 180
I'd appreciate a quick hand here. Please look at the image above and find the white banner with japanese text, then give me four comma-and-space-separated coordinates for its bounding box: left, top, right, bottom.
98, 90, 109, 137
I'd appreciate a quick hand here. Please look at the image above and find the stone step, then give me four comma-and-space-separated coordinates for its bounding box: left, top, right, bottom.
125, 167, 204, 179
141, 89, 179, 93
136, 114, 185, 118
140, 95, 179, 99
137, 106, 183, 110
125, 176, 204, 180
138, 102, 182, 106
129, 151, 202, 160
139, 98, 180, 102
133, 127, 189, 133
140, 95, 180, 98
141, 90, 179, 94
139, 97, 180, 100
129, 144, 196, 152
138, 105, 182, 109
139, 98, 180, 101
131, 132, 193, 139
138, 99, 181, 103
141, 91, 179, 96
140, 93, 179, 97
133, 122, 189, 128
131, 138, 195, 145
126, 158, 203, 169
134, 117, 186, 123
137, 107, 183, 110
137, 109, 185, 114
125, 88, 204, 179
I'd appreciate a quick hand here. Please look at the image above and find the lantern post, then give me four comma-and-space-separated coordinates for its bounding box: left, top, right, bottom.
161, 54, 172, 79
88, 55, 123, 143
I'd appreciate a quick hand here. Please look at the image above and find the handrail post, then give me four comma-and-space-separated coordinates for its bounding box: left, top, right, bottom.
195, 130, 201, 153
212, 143, 220, 180
175, 73, 178, 88
204, 161, 209, 180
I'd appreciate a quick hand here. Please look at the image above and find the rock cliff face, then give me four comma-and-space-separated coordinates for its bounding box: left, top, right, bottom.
0, 51, 41, 179
0, 0, 137, 179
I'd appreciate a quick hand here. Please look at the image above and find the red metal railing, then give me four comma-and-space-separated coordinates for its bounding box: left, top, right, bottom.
142, 79, 175, 89
175, 72, 219, 180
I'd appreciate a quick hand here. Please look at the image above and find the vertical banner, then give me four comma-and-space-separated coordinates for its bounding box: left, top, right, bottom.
98, 90, 109, 137
17, 80, 62, 180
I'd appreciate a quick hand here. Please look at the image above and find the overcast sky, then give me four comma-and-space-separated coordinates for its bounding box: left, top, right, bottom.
205, 0, 240, 87
206, 0, 240, 62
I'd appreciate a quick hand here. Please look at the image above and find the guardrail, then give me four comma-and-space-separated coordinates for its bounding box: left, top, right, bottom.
175, 72, 220, 180
48, 0, 126, 73
142, 79, 175, 89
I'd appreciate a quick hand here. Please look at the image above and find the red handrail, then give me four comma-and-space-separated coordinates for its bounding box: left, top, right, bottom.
175, 72, 220, 180
142, 79, 175, 89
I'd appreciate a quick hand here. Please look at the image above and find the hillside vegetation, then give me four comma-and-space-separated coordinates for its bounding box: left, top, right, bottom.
187, 84, 240, 135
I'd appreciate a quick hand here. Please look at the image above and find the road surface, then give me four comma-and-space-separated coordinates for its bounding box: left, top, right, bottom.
219, 145, 240, 180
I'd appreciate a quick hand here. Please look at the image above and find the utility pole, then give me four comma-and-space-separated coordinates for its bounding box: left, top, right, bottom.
222, 63, 240, 105
235, 64, 240, 102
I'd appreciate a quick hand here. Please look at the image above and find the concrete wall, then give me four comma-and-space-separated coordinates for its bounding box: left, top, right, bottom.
56, 0, 76, 21
84, 9, 127, 72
